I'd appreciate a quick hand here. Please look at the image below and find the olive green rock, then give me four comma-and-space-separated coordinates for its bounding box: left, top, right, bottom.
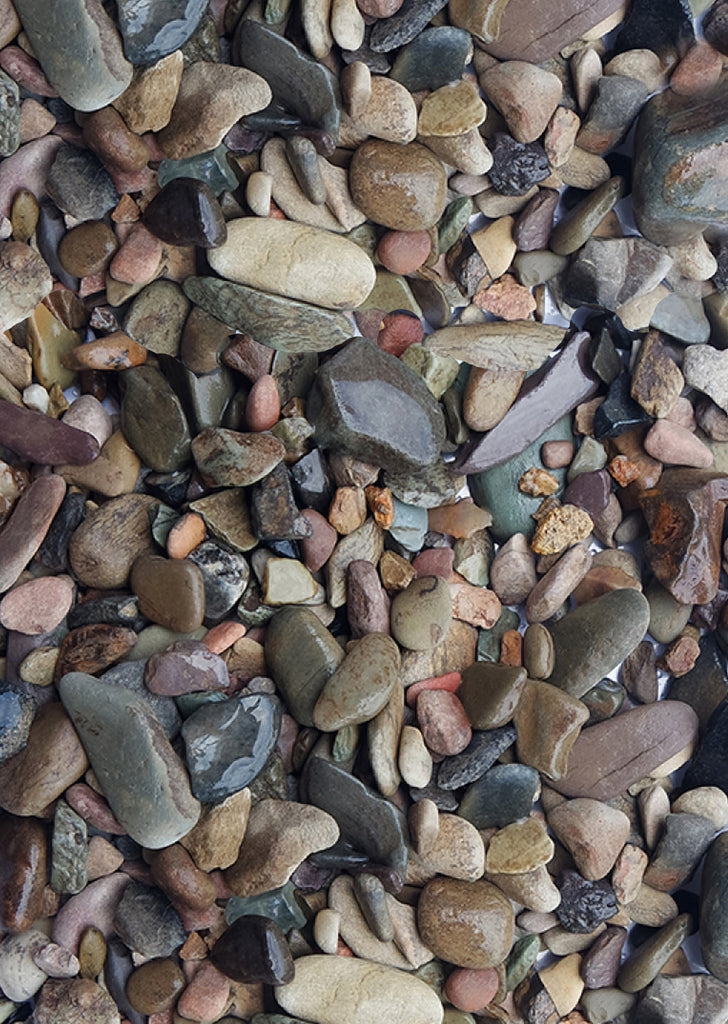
617, 913, 692, 992
184, 276, 355, 353
457, 663, 527, 729
265, 607, 344, 728
59, 672, 201, 848
120, 365, 191, 473
549, 589, 651, 698
313, 633, 400, 731
391, 575, 452, 652
701, 832, 728, 981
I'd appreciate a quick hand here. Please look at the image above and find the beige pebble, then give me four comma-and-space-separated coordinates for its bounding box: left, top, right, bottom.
246, 170, 273, 218
485, 817, 554, 875
420, 129, 493, 176
331, 0, 365, 50
329, 874, 411, 970
409, 799, 440, 857
571, 46, 602, 112
612, 843, 648, 905
480, 62, 561, 143
667, 235, 718, 281
408, 814, 485, 884
604, 48, 667, 93
639, 782, 670, 850
341, 61, 371, 118
314, 908, 341, 954
418, 80, 487, 137
301, 0, 334, 59
616, 284, 670, 331
475, 185, 537, 218
624, 883, 678, 927
398, 725, 432, 789
470, 215, 516, 282
486, 865, 561, 914
544, 106, 580, 167
671, 786, 728, 829
543, 923, 606, 956
350, 76, 418, 145
539, 952, 584, 1017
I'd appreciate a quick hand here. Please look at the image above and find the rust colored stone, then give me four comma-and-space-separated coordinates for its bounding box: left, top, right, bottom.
500, 629, 523, 666
0, 813, 47, 933
365, 485, 395, 529
53, 624, 138, 681
61, 332, 148, 371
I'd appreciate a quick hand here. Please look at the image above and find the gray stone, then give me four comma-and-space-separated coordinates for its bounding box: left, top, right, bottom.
390, 27, 471, 92
438, 726, 517, 790
562, 236, 673, 311
0, 71, 20, 158
650, 293, 711, 344
47, 144, 119, 221
117, 0, 207, 64
51, 800, 87, 896
638, 972, 728, 1024
113, 879, 186, 958
459, 763, 540, 829
100, 661, 181, 739
58, 672, 200, 849
187, 540, 250, 619
0, 682, 34, 763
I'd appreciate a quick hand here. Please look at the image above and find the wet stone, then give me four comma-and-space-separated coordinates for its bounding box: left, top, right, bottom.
0, 813, 47, 933
145, 640, 228, 696
349, 140, 447, 231
101, 661, 180, 739
417, 876, 514, 969
113, 879, 186, 958
125, 957, 186, 1015
458, 763, 540, 829
117, 0, 207, 64
181, 693, 282, 804
265, 607, 344, 727
130, 554, 205, 633
46, 144, 119, 220
144, 177, 227, 249
120, 365, 191, 473
251, 463, 310, 542
212, 915, 293, 985
185, 541, 249, 620
0, 683, 34, 763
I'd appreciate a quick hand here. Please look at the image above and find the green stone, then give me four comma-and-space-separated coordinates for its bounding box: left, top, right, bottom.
438, 196, 474, 254
157, 143, 238, 195
477, 607, 519, 663
505, 934, 540, 990
332, 724, 359, 762
582, 677, 626, 723
123, 280, 190, 356
120, 364, 191, 473
51, 799, 88, 895
618, 913, 693, 992
357, 269, 422, 316
226, 881, 307, 931
265, 607, 344, 728
567, 435, 607, 480
184, 277, 354, 353
124, 624, 207, 661
401, 343, 460, 399
189, 489, 257, 552
645, 578, 692, 644
0, 71, 20, 158
469, 414, 572, 542
158, 355, 236, 434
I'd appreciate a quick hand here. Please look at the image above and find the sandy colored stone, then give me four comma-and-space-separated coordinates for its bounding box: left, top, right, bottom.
350, 75, 417, 144
481, 61, 562, 143
418, 79, 486, 137
531, 504, 593, 554
485, 817, 554, 875
112, 51, 183, 134
407, 813, 485, 884
180, 788, 251, 872
547, 799, 631, 880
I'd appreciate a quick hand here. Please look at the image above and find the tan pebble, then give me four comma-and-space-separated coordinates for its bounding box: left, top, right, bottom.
450, 580, 501, 629
639, 783, 670, 850
420, 128, 493, 176
112, 51, 184, 135
547, 798, 630, 880
351, 74, 417, 145
246, 171, 273, 218
531, 504, 593, 555
519, 466, 559, 497
408, 813, 485, 884
544, 105, 580, 167
517, 910, 559, 934
245, 373, 280, 432
380, 550, 416, 591
176, 960, 231, 1022
604, 48, 667, 93
86, 836, 124, 881
78, 926, 106, 980
341, 60, 371, 118
559, 146, 611, 189
314, 908, 341, 954
571, 46, 602, 112
612, 843, 648, 905
671, 786, 728, 829
62, 331, 148, 372
485, 817, 554, 875
418, 80, 486, 137
18, 98, 56, 144
543, 923, 606, 956
470, 216, 516, 282
409, 798, 440, 856
624, 884, 678, 927
331, 0, 365, 50
166, 512, 206, 560
487, 864, 561, 914
328, 486, 367, 535
539, 953, 584, 1017
398, 725, 433, 789
480, 61, 562, 143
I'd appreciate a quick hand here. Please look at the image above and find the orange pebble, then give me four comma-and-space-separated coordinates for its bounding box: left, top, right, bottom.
167, 512, 206, 559
203, 620, 247, 654
500, 629, 523, 666
245, 374, 281, 431
405, 671, 462, 708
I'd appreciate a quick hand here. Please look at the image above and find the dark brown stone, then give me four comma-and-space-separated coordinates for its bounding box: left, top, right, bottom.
211, 914, 294, 985
54, 624, 138, 681
0, 399, 99, 465
0, 813, 47, 933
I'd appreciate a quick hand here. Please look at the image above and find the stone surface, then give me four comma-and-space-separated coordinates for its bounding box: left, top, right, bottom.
143, 177, 226, 249
113, 879, 186, 958
313, 633, 399, 730
547, 799, 630, 880
59, 672, 200, 848
349, 140, 447, 231
417, 877, 514, 969
116, 0, 207, 64
212, 915, 293, 985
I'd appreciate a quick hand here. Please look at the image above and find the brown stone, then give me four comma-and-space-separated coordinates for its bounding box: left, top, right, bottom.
0, 813, 47, 933
349, 139, 447, 231
514, 679, 589, 781
417, 877, 514, 969
69, 493, 158, 590
126, 958, 186, 1015
130, 553, 206, 633
0, 702, 89, 816
54, 624, 137, 681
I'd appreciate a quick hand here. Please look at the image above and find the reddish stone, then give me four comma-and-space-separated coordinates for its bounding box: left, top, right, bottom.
149, 844, 217, 912
671, 40, 723, 96
405, 671, 462, 707
65, 783, 126, 834
416, 689, 472, 755
412, 547, 454, 579
445, 966, 500, 1012
500, 629, 523, 666
473, 274, 536, 320
245, 374, 281, 432
376, 229, 432, 275
377, 311, 424, 357
0, 813, 47, 933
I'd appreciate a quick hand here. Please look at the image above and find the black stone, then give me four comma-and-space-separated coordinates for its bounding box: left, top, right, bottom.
67, 594, 146, 633
211, 915, 294, 985
369, 0, 449, 52
458, 764, 540, 829
705, 0, 728, 56
615, 0, 694, 62
265, 539, 301, 559
667, 633, 728, 734
144, 470, 192, 507
117, 0, 207, 63
113, 880, 187, 957
304, 755, 408, 876
144, 178, 227, 249
390, 26, 472, 92
181, 693, 282, 803
233, 19, 340, 143
308, 338, 446, 475
250, 463, 312, 542
437, 726, 517, 790
556, 870, 618, 933
647, 812, 716, 889
593, 372, 653, 441
187, 540, 250, 619
715, 240, 728, 292
37, 490, 86, 572
309, 842, 369, 870
682, 699, 728, 794
487, 133, 550, 196
591, 328, 623, 385
290, 448, 333, 514
46, 144, 119, 221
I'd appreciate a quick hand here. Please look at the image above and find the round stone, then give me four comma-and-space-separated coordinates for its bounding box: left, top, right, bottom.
125, 957, 185, 1014
390, 575, 453, 651
58, 220, 117, 278
417, 877, 515, 969
349, 139, 447, 231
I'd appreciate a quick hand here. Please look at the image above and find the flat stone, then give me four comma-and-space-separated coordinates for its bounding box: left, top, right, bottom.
209, 218, 375, 311
0, 813, 47, 933
117, 0, 207, 63
113, 879, 186, 959
157, 61, 271, 160
130, 553, 205, 633
417, 877, 514, 968
481, 62, 562, 144
224, 798, 339, 898
275, 955, 443, 1024
485, 817, 554, 875
47, 144, 118, 220
112, 50, 183, 133
514, 678, 589, 781
59, 672, 201, 848
550, 701, 699, 800
457, 762, 538, 829
425, 321, 564, 373
14, 0, 132, 111
643, 811, 716, 890
548, 589, 651, 698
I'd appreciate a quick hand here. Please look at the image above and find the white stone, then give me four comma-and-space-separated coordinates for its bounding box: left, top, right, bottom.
0, 930, 48, 1002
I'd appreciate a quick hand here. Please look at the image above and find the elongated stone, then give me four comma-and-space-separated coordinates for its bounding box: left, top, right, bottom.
51, 800, 87, 896
424, 321, 565, 372
184, 276, 355, 353
701, 832, 728, 982
209, 219, 375, 311
276, 955, 444, 1024
0, 400, 98, 465
313, 633, 400, 731
120, 365, 191, 473
59, 672, 201, 848
14, 0, 133, 111
309, 338, 446, 474
0, 473, 66, 594
453, 332, 599, 475
550, 701, 699, 800
0, 813, 47, 933
265, 607, 344, 727
549, 589, 650, 698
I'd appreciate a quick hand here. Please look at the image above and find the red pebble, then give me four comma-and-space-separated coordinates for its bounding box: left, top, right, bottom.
416, 689, 472, 755
377, 311, 424, 357
412, 546, 454, 579
445, 967, 500, 1011
245, 374, 281, 431
406, 671, 462, 707
376, 229, 431, 274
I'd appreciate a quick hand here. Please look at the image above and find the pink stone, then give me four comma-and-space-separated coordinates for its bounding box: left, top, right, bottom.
405, 671, 462, 707
0, 136, 62, 218
450, 580, 501, 629
202, 620, 247, 654
376, 229, 432, 275
377, 311, 424, 357
0, 45, 58, 97
541, 440, 574, 468
65, 782, 127, 834
300, 508, 338, 573
417, 689, 472, 755
52, 874, 129, 954
0, 574, 74, 634
109, 222, 163, 284
18, 98, 57, 144
412, 547, 454, 579
176, 961, 231, 1022
445, 967, 500, 1012
643, 419, 713, 469
665, 396, 696, 431
245, 374, 281, 432
670, 40, 723, 96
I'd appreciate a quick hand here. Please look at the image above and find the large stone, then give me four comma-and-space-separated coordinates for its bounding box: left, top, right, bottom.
13, 0, 133, 111
59, 672, 200, 849
208, 219, 375, 311
265, 606, 344, 727
308, 338, 446, 474
417, 876, 514, 969
275, 955, 444, 1024
638, 973, 728, 1024
633, 78, 728, 245
117, 0, 207, 64
349, 140, 447, 231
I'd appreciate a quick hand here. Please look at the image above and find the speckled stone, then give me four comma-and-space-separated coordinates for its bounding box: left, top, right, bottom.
349, 140, 447, 231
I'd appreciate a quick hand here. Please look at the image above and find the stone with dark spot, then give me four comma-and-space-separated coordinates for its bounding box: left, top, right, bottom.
615, 0, 694, 63
487, 133, 550, 196
556, 869, 617, 933
594, 373, 653, 441
562, 237, 673, 312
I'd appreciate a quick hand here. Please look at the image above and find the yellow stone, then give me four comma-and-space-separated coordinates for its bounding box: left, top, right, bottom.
539, 953, 584, 1017
484, 817, 554, 875
470, 216, 516, 283
26, 302, 79, 390
418, 80, 486, 137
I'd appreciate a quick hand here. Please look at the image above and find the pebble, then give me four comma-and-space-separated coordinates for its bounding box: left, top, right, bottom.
0, 813, 47, 932
125, 958, 186, 1015
391, 575, 452, 651
547, 798, 631, 880
349, 140, 447, 231
417, 877, 514, 969
481, 62, 562, 144
113, 879, 186, 959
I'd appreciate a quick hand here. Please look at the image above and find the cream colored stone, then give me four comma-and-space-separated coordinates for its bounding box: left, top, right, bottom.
262, 137, 346, 232
604, 48, 668, 93
350, 76, 417, 144
539, 953, 584, 1017
558, 146, 611, 189
368, 683, 404, 797
246, 171, 272, 218
475, 186, 537, 218
328, 875, 412, 970
386, 895, 435, 969
331, 0, 365, 50
407, 814, 485, 884
341, 61, 371, 119
179, 788, 251, 872
571, 46, 602, 113
302, 0, 333, 58
543, 923, 606, 955
667, 235, 718, 281
419, 129, 493, 175
624, 884, 678, 927
314, 908, 340, 954
480, 62, 562, 143
672, 786, 728, 829
319, 159, 367, 232
485, 817, 554, 875
398, 725, 432, 789
471, 215, 516, 282
638, 783, 670, 851
544, 106, 580, 167
276, 955, 444, 1024
208, 217, 375, 309
615, 284, 670, 331
409, 799, 439, 857
486, 865, 561, 913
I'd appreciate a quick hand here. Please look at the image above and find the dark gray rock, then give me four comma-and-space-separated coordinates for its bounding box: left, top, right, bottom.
113, 879, 187, 957
437, 726, 517, 790
46, 144, 119, 220
562, 237, 673, 311
458, 763, 540, 828
100, 661, 181, 739
187, 540, 250, 619
702, 831, 728, 981
389, 27, 471, 92
369, 0, 449, 52
117, 0, 207, 64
